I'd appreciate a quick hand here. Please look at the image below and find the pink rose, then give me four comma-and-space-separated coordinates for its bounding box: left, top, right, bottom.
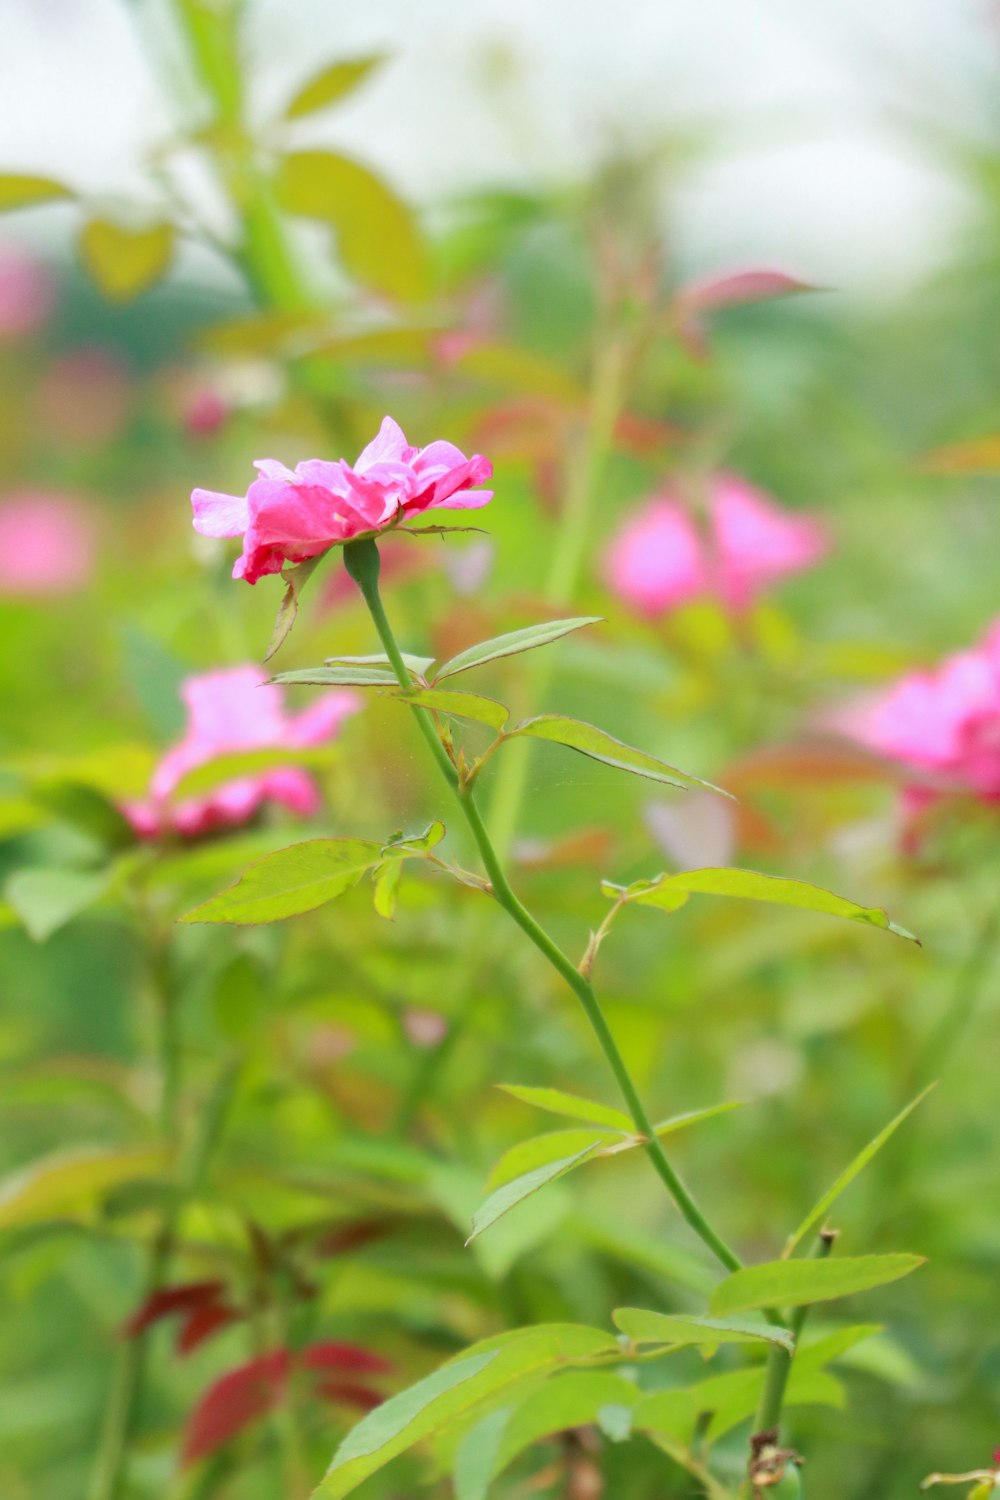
124, 666, 358, 839
192, 416, 493, 584
0, 492, 96, 595
842, 621, 1000, 804
606, 474, 827, 616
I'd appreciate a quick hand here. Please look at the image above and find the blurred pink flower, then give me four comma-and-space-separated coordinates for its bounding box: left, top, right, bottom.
192, 416, 493, 584
0, 491, 95, 595
0, 243, 56, 338
184, 388, 228, 437
124, 666, 358, 839
842, 621, 1000, 804
605, 499, 706, 615
606, 474, 827, 616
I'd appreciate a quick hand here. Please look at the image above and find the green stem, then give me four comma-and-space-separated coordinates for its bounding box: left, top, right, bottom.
751, 1231, 835, 1442
343, 538, 743, 1276
915, 898, 1000, 1082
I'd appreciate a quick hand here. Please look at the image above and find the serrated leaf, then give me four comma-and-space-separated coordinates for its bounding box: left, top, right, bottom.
468, 1146, 606, 1242
784, 1085, 935, 1257
179, 838, 382, 924
278, 149, 428, 302
497, 1084, 633, 1133
381, 821, 446, 857
613, 1308, 793, 1354
317, 1326, 618, 1499
265, 556, 323, 662
510, 715, 725, 793
621, 867, 918, 941
398, 688, 509, 731
272, 665, 398, 688
284, 53, 387, 118
324, 651, 434, 677
5, 866, 112, 941
432, 617, 602, 682
0, 173, 73, 211
486, 1130, 618, 1191
77, 218, 174, 302
710, 1254, 925, 1316
0, 1146, 169, 1230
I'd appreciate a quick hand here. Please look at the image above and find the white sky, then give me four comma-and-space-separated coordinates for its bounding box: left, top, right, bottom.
3, 0, 997, 301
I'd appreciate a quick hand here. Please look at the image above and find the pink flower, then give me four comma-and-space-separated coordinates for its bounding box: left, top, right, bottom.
0, 492, 96, 595
843, 621, 1000, 804
0, 243, 55, 338
124, 666, 358, 839
605, 500, 706, 615
192, 416, 493, 584
606, 474, 827, 616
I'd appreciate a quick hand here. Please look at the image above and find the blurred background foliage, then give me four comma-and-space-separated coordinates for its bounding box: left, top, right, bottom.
0, 2, 998, 1498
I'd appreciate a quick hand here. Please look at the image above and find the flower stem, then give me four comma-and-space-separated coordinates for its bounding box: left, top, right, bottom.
343, 537, 743, 1276
751, 1230, 836, 1444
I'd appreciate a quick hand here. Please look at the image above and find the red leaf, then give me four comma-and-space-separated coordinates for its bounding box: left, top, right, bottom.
182, 1350, 290, 1466
314, 1217, 393, 1257
673, 268, 821, 357
301, 1340, 392, 1375
176, 1302, 240, 1356
124, 1280, 226, 1337
312, 1378, 385, 1411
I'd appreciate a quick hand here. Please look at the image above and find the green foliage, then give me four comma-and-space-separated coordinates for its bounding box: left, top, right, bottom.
179, 838, 383, 923
283, 54, 388, 119
710, 1255, 926, 1315
431, 617, 603, 681
77, 219, 175, 302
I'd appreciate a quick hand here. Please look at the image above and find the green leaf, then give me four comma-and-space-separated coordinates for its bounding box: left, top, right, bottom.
453, 1407, 510, 1500
468, 1146, 607, 1242
492, 1373, 640, 1480
432, 617, 603, 682
265, 555, 324, 662
272, 664, 398, 688
597, 1403, 634, 1443
278, 149, 428, 302
497, 1084, 633, 1133
324, 651, 434, 677
510, 716, 725, 793
5, 867, 111, 942
486, 1129, 618, 1191
653, 1100, 745, 1137
784, 1085, 936, 1257
0, 1146, 169, 1230
317, 1326, 618, 1499
170, 746, 337, 802
453, 343, 584, 402
284, 53, 387, 118
710, 1254, 925, 1316
397, 688, 509, 731
381, 822, 446, 857
0, 173, 73, 211
613, 1308, 794, 1354
794, 1323, 883, 1376
178, 838, 382, 924
371, 859, 403, 920
77, 218, 174, 302
620, 867, 918, 941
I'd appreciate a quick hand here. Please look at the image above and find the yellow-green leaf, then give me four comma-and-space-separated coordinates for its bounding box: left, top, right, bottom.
278, 149, 428, 302
284, 54, 387, 119
397, 688, 509, 731
0, 173, 73, 211
179, 838, 382, 924
0, 1146, 169, 1230
613, 1308, 794, 1354
77, 218, 174, 302
497, 1084, 633, 1133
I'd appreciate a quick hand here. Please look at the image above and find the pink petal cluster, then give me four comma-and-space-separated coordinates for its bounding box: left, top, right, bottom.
192, 416, 493, 584
0, 242, 55, 338
844, 621, 1000, 803
124, 666, 358, 839
606, 474, 828, 615
0, 491, 95, 596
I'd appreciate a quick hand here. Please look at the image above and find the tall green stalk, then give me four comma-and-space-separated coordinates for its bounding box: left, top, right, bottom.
343, 537, 744, 1277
